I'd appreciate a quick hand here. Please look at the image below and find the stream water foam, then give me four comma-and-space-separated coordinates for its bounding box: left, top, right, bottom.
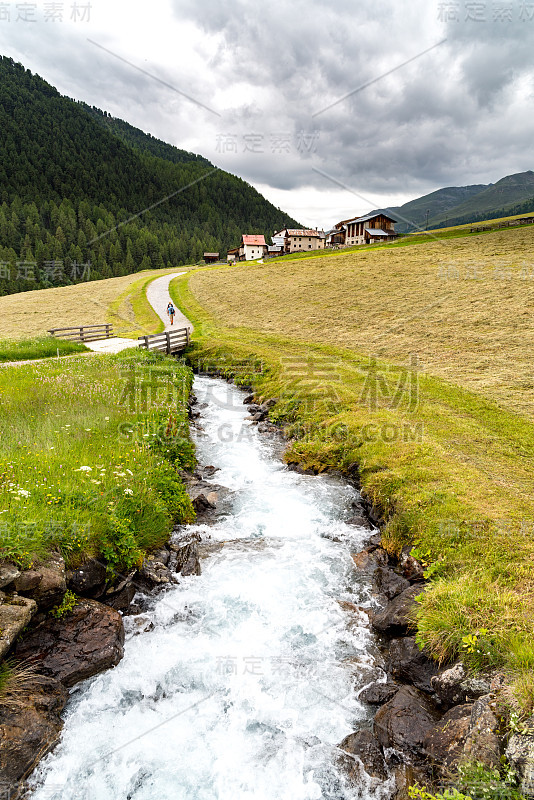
28, 377, 391, 800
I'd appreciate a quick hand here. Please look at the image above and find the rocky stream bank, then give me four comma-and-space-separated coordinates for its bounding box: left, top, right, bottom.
0, 383, 532, 799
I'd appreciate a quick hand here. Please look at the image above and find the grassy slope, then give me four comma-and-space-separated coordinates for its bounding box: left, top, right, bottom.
170, 225, 534, 709
0, 349, 195, 573
0, 267, 182, 340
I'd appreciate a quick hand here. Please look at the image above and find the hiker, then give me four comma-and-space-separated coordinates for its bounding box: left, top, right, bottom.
167, 302, 175, 325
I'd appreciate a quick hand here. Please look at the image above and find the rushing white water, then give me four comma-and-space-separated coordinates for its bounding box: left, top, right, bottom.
28, 377, 390, 800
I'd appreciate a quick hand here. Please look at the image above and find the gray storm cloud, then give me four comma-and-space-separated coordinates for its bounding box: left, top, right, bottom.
0, 0, 532, 212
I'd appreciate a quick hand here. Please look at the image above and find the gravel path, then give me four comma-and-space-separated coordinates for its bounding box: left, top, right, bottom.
145, 272, 193, 333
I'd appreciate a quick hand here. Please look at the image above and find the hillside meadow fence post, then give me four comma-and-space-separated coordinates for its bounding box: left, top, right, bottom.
165, 331, 171, 355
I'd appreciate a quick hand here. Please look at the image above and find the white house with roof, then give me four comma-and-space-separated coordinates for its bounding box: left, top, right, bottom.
227, 234, 268, 262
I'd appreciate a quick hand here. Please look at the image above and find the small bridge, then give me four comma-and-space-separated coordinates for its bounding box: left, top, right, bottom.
138, 328, 190, 355
48, 324, 191, 356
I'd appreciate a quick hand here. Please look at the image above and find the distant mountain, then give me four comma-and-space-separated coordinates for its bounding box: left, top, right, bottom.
0, 56, 299, 296
427, 171, 534, 228
375, 185, 487, 232
376, 171, 534, 233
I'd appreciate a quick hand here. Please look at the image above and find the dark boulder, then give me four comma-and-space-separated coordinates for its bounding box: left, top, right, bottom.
506, 716, 534, 799
105, 582, 136, 613
374, 685, 440, 760
392, 764, 432, 800
364, 532, 383, 550
152, 548, 170, 566
66, 558, 107, 597
400, 552, 425, 582
351, 547, 389, 573
360, 682, 399, 705
346, 514, 374, 530
170, 532, 201, 576
338, 728, 388, 782
431, 662, 491, 707
12, 571, 42, 593
0, 596, 38, 660
463, 694, 502, 768
375, 567, 410, 600
424, 704, 472, 768
136, 558, 174, 591
16, 598, 124, 688
0, 675, 67, 794
386, 637, 439, 694
370, 585, 424, 635
22, 556, 66, 611
192, 492, 216, 512
0, 565, 20, 589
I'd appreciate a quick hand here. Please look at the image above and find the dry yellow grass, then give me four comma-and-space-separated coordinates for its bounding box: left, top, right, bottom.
188, 226, 534, 419
173, 229, 534, 699
0, 268, 179, 339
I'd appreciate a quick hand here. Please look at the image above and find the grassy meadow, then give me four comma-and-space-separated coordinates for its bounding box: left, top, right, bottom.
0, 349, 195, 574
170, 225, 534, 710
0, 267, 182, 340
0, 336, 89, 362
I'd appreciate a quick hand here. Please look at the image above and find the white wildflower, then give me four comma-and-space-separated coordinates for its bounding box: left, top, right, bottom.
76, 466, 92, 472
124, 488, 134, 496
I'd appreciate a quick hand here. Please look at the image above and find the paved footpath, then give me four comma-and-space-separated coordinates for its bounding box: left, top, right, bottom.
145, 272, 192, 333
87, 271, 192, 353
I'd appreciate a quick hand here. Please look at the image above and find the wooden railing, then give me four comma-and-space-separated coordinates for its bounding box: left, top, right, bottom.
138, 328, 190, 355
48, 324, 114, 342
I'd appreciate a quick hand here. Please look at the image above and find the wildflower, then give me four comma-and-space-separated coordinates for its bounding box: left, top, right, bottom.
126, 469, 133, 475
17, 489, 30, 497
124, 488, 134, 495
76, 466, 92, 472
90, 479, 102, 485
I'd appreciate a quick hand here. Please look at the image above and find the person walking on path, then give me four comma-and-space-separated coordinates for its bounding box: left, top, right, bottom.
167, 302, 175, 326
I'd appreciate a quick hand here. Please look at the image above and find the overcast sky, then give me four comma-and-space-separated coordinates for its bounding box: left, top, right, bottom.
1, 0, 533, 227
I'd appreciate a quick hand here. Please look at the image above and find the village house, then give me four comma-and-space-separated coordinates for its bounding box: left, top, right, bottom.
327, 212, 397, 247
276, 228, 325, 254
227, 234, 268, 262
203, 252, 219, 264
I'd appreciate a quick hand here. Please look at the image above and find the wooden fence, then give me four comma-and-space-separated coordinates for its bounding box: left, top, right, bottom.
470, 216, 534, 234
138, 328, 190, 355
48, 324, 114, 342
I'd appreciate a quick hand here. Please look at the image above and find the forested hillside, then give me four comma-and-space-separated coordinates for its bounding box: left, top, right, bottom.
0, 57, 299, 295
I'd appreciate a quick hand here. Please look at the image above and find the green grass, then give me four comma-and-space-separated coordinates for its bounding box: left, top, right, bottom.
0, 336, 89, 362
169, 259, 534, 711
0, 348, 195, 573
108, 272, 170, 338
